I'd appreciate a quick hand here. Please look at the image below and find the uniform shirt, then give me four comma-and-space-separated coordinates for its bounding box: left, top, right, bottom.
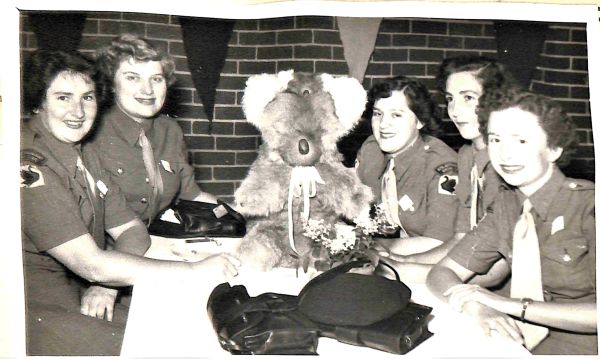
356, 134, 459, 242
449, 169, 596, 303
20, 116, 136, 275
454, 144, 503, 233
86, 106, 201, 221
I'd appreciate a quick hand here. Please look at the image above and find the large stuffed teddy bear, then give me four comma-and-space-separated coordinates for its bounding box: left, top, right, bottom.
234, 70, 374, 271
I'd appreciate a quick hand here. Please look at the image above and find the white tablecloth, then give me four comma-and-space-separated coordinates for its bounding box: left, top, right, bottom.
121, 236, 530, 357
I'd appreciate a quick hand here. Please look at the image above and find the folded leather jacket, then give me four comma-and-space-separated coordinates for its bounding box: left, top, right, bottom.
148, 200, 246, 238
207, 260, 433, 355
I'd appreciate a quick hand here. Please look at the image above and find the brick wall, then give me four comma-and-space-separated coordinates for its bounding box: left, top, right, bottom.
20, 12, 594, 201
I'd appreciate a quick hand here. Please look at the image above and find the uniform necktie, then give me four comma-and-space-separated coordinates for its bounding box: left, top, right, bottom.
469, 164, 479, 230
139, 129, 164, 225
381, 158, 407, 237
76, 156, 96, 196
510, 198, 549, 350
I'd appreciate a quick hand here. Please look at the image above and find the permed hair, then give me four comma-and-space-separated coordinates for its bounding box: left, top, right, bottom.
478, 88, 578, 165
22, 50, 97, 114
436, 55, 519, 95
365, 76, 441, 136
95, 33, 176, 104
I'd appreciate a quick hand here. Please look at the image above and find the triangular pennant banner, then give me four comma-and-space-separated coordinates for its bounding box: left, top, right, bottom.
337, 17, 382, 83
28, 12, 87, 52
179, 17, 235, 125
494, 21, 548, 88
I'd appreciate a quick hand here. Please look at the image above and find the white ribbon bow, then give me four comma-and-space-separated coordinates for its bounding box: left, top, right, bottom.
287, 166, 325, 255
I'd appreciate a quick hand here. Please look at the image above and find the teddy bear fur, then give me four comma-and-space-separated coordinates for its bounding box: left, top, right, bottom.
234, 70, 374, 271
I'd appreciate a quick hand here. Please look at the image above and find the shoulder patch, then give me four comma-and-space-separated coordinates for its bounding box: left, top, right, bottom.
435, 162, 458, 176
21, 149, 47, 166
20, 165, 45, 188
438, 174, 458, 195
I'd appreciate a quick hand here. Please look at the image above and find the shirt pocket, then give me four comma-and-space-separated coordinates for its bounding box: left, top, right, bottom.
541, 231, 593, 296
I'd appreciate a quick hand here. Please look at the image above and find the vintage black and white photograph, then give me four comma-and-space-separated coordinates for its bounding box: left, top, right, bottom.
1, 0, 598, 357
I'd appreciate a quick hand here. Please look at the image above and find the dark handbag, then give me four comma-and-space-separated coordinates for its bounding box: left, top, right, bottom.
207, 284, 319, 355
206, 260, 433, 355
148, 200, 246, 238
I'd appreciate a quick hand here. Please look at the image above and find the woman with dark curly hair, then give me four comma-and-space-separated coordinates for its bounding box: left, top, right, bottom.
380, 56, 520, 283
355, 76, 459, 273
83, 34, 220, 318
427, 89, 596, 355
20, 50, 239, 355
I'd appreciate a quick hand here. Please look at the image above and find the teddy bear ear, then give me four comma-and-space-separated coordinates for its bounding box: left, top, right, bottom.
320, 73, 367, 131
242, 70, 295, 128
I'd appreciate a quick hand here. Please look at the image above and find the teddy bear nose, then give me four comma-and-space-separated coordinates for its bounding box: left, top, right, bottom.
298, 139, 310, 155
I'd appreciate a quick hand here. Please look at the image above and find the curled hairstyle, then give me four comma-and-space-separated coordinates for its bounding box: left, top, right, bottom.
436, 55, 519, 95
22, 50, 97, 114
366, 76, 441, 136
95, 33, 176, 103
478, 88, 578, 165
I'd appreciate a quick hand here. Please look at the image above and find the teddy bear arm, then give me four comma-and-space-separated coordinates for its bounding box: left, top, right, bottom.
235, 167, 287, 217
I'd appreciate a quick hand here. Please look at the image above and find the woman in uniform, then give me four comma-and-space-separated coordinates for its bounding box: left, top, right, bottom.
20, 50, 239, 355
355, 76, 459, 269
380, 56, 518, 283
83, 33, 219, 316
427, 89, 596, 355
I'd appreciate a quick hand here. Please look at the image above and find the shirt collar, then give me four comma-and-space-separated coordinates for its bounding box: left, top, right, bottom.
28, 116, 81, 178
386, 134, 424, 164
523, 167, 565, 220
105, 105, 154, 147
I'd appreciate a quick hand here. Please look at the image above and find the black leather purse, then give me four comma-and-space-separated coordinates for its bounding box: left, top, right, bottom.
148, 200, 246, 238
206, 260, 433, 355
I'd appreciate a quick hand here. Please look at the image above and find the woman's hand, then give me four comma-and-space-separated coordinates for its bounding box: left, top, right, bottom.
444, 284, 524, 344
461, 300, 524, 345
190, 253, 241, 282
80, 285, 118, 321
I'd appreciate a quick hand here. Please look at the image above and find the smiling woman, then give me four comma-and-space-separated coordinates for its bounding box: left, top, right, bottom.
355, 76, 459, 265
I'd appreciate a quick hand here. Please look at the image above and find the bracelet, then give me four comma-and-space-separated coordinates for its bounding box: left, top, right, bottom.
520, 297, 533, 321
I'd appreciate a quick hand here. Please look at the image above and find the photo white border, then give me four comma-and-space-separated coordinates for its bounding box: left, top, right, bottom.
1, 1, 598, 357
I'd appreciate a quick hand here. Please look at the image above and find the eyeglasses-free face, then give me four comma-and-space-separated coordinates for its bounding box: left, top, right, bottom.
487, 107, 563, 196
371, 90, 423, 156
444, 71, 483, 143
39, 71, 97, 144
114, 58, 167, 122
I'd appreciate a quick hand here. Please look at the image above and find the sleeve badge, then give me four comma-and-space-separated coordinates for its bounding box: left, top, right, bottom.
20, 165, 45, 188
438, 174, 458, 195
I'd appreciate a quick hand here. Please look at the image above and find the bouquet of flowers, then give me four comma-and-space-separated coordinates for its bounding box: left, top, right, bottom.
300, 204, 396, 271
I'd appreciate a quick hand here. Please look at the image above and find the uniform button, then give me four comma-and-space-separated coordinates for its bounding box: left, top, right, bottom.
145, 177, 150, 183
117, 168, 124, 175
424, 145, 430, 150
568, 182, 577, 189
141, 197, 148, 204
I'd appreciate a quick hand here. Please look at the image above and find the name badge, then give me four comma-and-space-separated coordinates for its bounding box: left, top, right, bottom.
398, 194, 415, 212
96, 180, 108, 199
551, 216, 565, 235
161, 160, 174, 173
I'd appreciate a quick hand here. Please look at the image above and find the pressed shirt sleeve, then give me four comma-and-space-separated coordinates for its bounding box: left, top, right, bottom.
448, 206, 505, 274
421, 172, 459, 241
102, 173, 138, 230
21, 166, 89, 252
